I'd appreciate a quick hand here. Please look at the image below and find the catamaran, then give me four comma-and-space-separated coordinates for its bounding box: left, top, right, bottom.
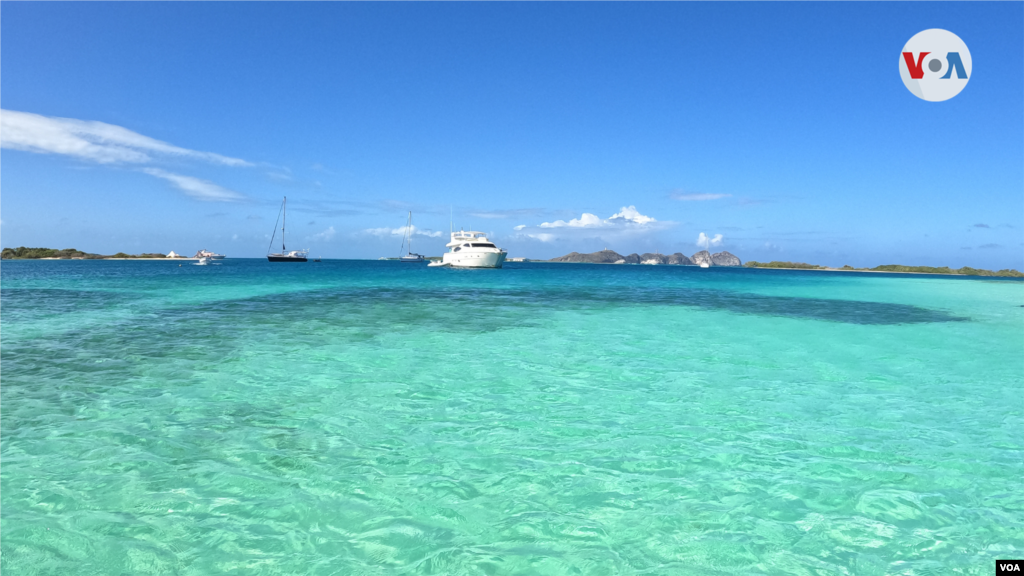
267, 196, 309, 262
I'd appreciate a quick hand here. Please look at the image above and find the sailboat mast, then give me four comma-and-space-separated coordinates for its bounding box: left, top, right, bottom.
408, 211, 412, 254
282, 196, 287, 251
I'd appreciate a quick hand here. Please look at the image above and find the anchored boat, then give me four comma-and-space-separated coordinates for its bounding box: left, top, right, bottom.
429, 229, 507, 268
267, 196, 309, 263
398, 211, 426, 262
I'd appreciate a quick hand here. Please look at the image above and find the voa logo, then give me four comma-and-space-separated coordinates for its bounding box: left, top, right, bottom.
899, 29, 972, 102
998, 560, 1024, 575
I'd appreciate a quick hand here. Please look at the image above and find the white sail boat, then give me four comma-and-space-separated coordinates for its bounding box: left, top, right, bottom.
398, 211, 426, 262
267, 196, 309, 262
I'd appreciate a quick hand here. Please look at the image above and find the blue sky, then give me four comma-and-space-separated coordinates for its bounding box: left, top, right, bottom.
2, 2, 1022, 267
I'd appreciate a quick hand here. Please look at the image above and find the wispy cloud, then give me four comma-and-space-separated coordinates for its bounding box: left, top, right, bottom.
312, 226, 336, 241
142, 168, 244, 202
362, 225, 443, 238
735, 197, 774, 206
513, 205, 672, 242
265, 169, 323, 190
1, 109, 251, 166
973, 223, 990, 228
467, 208, 545, 220
535, 205, 658, 229
671, 192, 732, 201
978, 243, 1002, 249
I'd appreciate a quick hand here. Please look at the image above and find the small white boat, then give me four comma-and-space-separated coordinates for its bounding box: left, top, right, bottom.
195, 257, 211, 266
437, 229, 507, 268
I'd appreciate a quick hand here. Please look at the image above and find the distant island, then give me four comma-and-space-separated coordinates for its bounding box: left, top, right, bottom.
1, 247, 179, 260
745, 260, 1024, 278
549, 249, 742, 266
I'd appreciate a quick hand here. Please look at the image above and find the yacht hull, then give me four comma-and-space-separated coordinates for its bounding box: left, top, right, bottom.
442, 251, 507, 268
268, 256, 308, 262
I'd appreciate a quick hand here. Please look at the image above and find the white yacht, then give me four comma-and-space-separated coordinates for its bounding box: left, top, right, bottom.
194, 249, 225, 260
429, 230, 507, 268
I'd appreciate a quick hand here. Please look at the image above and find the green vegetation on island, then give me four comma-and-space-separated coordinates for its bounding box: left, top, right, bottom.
745, 261, 825, 270
2, 247, 100, 259
745, 260, 1023, 277
1, 247, 168, 260
870, 264, 1024, 277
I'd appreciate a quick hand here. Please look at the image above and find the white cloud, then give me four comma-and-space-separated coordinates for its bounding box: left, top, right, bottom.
530, 233, 557, 242
362, 225, 443, 238
142, 168, 244, 202
509, 206, 672, 248
697, 232, 724, 249
671, 192, 732, 201
0, 109, 251, 166
536, 206, 658, 229
609, 205, 656, 225
540, 212, 604, 228
514, 206, 672, 245
312, 226, 336, 241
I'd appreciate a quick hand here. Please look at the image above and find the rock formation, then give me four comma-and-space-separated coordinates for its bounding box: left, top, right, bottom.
711, 251, 742, 267
640, 253, 668, 265
667, 252, 693, 265
691, 250, 712, 267
549, 250, 624, 264
550, 249, 737, 266
620, 253, 642, 264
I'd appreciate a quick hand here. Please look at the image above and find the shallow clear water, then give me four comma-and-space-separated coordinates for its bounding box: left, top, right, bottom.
2, 260, 1022, 575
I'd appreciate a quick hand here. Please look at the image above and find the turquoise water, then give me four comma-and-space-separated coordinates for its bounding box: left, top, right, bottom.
2, 260, 1022, 575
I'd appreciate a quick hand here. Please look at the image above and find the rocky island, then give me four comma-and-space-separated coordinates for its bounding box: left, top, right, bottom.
745, 260, 1024, 277
550, 249, 742, 266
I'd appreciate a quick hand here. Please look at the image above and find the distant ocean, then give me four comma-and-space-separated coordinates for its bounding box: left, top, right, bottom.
2, 259, 1022, 575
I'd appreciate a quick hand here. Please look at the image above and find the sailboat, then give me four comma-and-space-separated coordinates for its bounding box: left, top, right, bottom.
267, 196, 309, 262
398, 211, 426, 262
